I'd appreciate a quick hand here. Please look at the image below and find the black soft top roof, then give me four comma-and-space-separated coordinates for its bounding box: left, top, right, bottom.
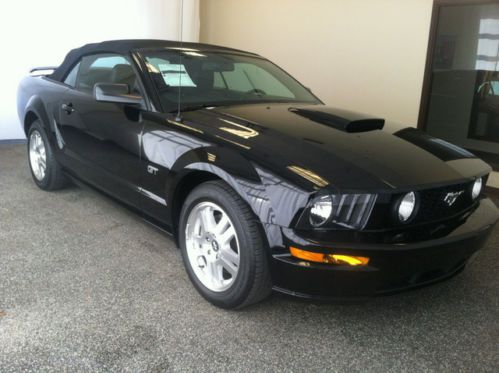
50, 39, 257, 81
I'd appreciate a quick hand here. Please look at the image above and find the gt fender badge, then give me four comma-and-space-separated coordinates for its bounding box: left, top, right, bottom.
147, 165, 159, 175
444, 190, 464, 206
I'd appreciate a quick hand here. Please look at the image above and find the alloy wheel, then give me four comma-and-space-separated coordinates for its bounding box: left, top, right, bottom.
185, 201, 240, 292
29, 130, 47, 181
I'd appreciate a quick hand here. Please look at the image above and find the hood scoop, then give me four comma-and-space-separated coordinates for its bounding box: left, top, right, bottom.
289, 106, 384, 133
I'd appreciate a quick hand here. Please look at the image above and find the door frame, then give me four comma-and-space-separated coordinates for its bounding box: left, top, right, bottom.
417, 0, 499, 131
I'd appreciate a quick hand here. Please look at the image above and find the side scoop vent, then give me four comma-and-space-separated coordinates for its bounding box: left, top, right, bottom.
289, 107, 384, 133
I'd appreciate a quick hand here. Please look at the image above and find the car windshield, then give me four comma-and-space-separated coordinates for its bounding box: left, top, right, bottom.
140, 49, 320, 113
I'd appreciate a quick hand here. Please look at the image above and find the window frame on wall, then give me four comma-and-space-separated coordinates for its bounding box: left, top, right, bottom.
418, 0, 499, 171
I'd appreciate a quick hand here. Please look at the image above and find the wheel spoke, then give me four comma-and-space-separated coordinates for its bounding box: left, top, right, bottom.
34, 154, 41, 177
207, 261, 221, 286
214, 214, 230, 235
220, 246, 239, 267
216, 262, 225, 284
200, 207, 216, 232
189, 231, 203, 249
219, 226, 236, 246
219, 255, 238, 277
39, 157, 46, 171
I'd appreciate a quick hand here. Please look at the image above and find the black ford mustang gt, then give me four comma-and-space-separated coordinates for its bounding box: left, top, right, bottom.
17, 39, 498, 308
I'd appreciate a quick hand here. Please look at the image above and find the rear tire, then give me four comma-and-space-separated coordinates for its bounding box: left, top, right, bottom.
27, 120, 67, 190
179, 180, 272, 309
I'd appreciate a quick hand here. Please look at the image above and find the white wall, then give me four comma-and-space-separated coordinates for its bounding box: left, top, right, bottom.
0, 0, 199, 140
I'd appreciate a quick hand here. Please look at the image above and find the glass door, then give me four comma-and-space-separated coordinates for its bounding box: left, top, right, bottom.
422, 2, 499, 170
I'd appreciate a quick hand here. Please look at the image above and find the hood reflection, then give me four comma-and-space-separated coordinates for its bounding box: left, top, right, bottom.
287, 165, 329, 188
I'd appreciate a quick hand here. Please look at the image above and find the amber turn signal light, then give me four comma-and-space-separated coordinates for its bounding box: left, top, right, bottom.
289, 247, 369, 266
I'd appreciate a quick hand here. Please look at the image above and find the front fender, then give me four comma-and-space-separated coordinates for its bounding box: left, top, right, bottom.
168, 146, 311, 228
167, 146, 271, 222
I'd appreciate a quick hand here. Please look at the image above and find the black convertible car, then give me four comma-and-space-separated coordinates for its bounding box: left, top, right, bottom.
17, 39, 498, 308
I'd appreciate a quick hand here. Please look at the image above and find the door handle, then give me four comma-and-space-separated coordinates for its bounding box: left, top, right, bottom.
61, 102, 74, 114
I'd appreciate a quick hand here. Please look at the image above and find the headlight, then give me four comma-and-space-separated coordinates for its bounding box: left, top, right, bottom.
309, 195, 333, 227
303, 193, 377, 229
398, 192, 416, 222
471, 178, 483, 200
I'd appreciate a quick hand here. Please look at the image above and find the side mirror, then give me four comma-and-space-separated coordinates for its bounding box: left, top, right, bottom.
93, 83, 142, 106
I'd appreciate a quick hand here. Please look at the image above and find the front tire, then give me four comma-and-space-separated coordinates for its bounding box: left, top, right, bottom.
179, 180, 272, 309
27, 120, 67, 190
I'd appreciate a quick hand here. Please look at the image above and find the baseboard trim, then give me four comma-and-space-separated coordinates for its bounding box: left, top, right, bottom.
0, 139, 26, 145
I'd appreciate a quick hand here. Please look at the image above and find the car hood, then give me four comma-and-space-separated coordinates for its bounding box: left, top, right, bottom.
181, 103, 491, 192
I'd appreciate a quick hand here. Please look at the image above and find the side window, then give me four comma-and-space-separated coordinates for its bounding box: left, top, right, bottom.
76, 54, 138, 94
63, 62, 80, 87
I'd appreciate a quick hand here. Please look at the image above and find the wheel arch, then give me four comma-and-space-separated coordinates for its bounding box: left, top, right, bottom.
23, 111, 39, 135
169, 169, 221, 244
166, 146, 273, 242
23, 96, 51, 135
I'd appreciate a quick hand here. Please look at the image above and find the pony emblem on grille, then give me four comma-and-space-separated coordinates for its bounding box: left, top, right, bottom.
443, 190, 464, 206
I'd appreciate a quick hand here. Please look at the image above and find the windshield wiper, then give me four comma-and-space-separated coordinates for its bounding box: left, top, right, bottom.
169, 103, 220, 113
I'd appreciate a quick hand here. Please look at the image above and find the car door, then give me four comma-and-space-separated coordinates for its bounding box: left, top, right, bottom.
57, 53, 145, 208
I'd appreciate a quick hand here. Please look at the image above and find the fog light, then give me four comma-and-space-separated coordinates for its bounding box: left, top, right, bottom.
289, 247, 369, 266
330, 254, 370, 266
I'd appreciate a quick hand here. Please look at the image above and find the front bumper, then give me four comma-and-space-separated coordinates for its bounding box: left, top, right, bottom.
269, 198, 499, 300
